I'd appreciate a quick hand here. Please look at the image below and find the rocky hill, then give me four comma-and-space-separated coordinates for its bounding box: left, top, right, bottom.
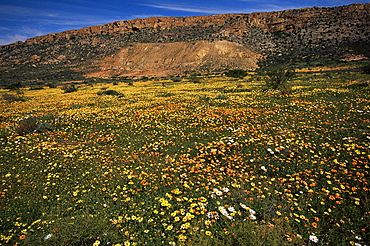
0, 3, 369, 84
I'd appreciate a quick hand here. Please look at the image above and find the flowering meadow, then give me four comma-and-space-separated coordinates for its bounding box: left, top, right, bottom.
0, 70, 369, 245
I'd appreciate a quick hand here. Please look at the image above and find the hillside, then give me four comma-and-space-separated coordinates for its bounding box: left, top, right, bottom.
0, 3, 369, 84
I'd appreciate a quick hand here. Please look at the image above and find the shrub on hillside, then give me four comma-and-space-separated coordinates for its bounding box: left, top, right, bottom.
4, 82, 23, 90
346, 81, 370, 90
46, 82, 57, 88
361, 64, 370, 74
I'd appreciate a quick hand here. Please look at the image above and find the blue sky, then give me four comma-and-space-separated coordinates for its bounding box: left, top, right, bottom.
1, 0, 369, 45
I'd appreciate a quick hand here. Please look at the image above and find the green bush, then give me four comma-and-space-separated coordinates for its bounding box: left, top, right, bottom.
225, 69, 248, 78
190, 75, 202, 83
15, 118, 54, 135
46, 82, 57, 88
15, 118, 38, 135
260, 67, 295, 94
171, 76, 182, 82
62, 84, 78, 93
361, 64, 370, 74
29, 86, 44, 90
2, 93, 25, 102
97, 90, 123, 96
4, 82, 23, 90
346, 81, 370, 90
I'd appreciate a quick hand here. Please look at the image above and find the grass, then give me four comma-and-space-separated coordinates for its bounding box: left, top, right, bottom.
0, 69, 369, 246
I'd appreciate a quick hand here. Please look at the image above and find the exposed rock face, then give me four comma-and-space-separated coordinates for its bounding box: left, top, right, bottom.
87, 41, 262, 78
0, 3, 369, 83
21, 3, 370, 45
29, 55, 41, 63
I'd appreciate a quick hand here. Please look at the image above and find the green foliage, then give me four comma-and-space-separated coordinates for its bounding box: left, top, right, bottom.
215, 94, 229, 100
29, 86, 44, 90
2, 93, 25, 102
171, 76, 182, 82
97, 90, 123, 96
46, 82, 57, 88
62, 84, 78, 93
190, 75, 202, 83
361, 64, 370, 74
259, 67, 295, 94
225, 69, 248, 79
15, 118, 38, 135
346, 81, 370, 90
35, 123, 54, 133
4, 81, 23, 90
187, 219, 295, 246
15, 118, 54, 135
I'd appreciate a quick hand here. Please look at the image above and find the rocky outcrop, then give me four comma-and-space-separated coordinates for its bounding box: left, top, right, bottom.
21, 3, 369, 44
86, 40, 263, 78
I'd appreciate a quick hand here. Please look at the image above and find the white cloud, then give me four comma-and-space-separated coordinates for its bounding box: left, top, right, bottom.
129, 14, 166, 20
143, 3, 227, 14
0, 34, 28, 45
21, 27, 44, 36
142, 2, 305, 15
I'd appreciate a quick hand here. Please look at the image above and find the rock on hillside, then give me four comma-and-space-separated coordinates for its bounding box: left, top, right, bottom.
87, 40, 262, 78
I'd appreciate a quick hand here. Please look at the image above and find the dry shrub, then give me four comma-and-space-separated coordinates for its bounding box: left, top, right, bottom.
15, 118, 54, 135
2, 93, 25, 102
16, 118, 38, 135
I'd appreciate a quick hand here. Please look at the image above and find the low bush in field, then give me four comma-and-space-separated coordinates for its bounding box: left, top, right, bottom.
2, 93, 25, 102
62, 84, 77, 93
259, 67, 295, 94
15, 118, 54, 135
225, 69, 248, 79
97, 90, 123, 96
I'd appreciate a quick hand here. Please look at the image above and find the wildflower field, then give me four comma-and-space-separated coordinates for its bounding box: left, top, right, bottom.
1, 69, 369, 246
